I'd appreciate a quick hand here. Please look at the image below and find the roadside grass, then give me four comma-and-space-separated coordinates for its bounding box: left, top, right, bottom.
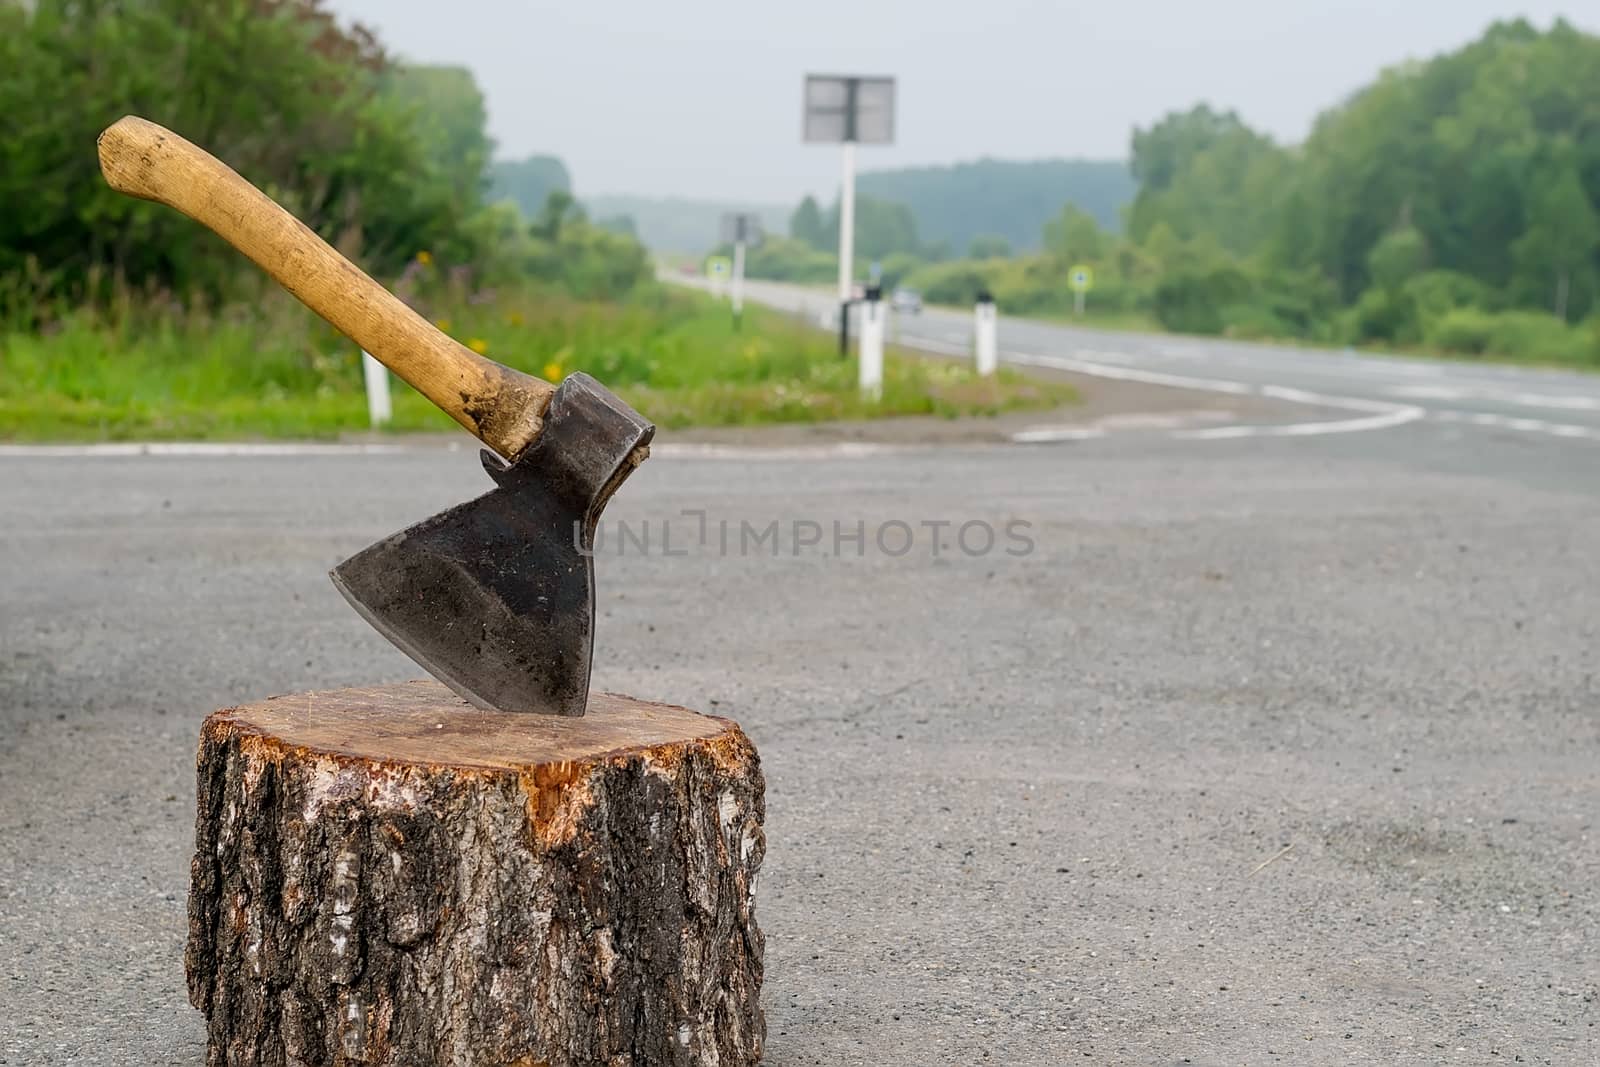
0, 286, 1075, 441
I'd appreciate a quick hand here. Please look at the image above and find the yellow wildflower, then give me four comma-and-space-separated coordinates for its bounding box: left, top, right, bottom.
542, 361, 563, 381
507, 311, 525, 326
467, 338, 489, 355
416, 250, 433, 265
435, 318, 451, 331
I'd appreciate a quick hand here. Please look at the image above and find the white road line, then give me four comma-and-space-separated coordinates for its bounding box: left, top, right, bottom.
1177, 408, 1422, 439
1011, 427, 1107, 444
0, 441, 419, 458
1016, 349, 1257, 396
1388, 384, 1471, 400
993, 347, 1426, 440
1390, 383, 1600, 411
0, 439, 914, 462
652, 441, 906, 460
907, 334, 1425, 440
1431, 410, 1600, 441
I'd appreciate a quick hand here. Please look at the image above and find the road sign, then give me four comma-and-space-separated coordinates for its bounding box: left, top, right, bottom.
719, 213, 764, 247
802, 75, 896, 144
1069, 265, 1094, 293
706, 256, 732, 280
804, 73, 898, 352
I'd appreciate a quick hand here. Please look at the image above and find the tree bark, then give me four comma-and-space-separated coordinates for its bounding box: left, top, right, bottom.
187, 681, 766, 1067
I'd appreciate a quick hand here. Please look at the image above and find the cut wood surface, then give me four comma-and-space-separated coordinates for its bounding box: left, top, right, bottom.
187, 680, 766, 1067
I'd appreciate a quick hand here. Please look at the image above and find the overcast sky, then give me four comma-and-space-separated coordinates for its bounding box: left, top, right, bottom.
326, 1, 1591, 203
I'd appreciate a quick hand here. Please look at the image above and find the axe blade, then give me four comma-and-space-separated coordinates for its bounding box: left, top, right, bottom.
330, 374, 652, 715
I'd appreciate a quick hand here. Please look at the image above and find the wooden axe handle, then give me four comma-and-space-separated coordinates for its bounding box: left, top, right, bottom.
97, 116, 553, 460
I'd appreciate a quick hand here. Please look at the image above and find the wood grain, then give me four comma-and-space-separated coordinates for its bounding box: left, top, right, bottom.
97, 116, 554, 460
214, 679, 737, 771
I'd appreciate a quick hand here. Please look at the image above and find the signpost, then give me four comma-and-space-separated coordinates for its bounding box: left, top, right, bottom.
804, 74, 895, 355
1069, 264, 1094, 318
720, 213, 764, 329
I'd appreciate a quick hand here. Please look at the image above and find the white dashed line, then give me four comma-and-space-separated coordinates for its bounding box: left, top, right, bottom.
1430, 410, 1600, 441
1010, 427, 1107, 444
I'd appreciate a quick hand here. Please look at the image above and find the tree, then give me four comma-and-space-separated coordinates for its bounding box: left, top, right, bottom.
967, 234, 1012, 259
1513, 158, 1599, 321
531, 190, 586, 242
856, 158, 1135, 252
789, 195, 828, 248
491, 156, 573, 218
1042, 206, 1105, 264
0, 0, 488, 298
1367, 225, 1430, 291
1126, 105, 1290, 253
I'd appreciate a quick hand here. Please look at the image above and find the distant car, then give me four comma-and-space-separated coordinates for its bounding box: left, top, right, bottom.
890, 287, 923, 314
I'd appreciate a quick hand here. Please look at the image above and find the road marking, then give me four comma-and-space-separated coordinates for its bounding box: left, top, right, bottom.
1430, 410, 1600, 441
1388, 384, 1471, 401
995, 348, 1426, 440
0, 442, 418, 458
1390, 383, 1600, 411
0, 440, 913, 462
905, 336, 1425, 440
653, 441, 906, 459
1015, 349, 1258, 396
1011, 427, 1107, 444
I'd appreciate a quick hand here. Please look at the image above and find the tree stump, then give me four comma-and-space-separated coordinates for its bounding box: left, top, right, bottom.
187, 681, 766, 1067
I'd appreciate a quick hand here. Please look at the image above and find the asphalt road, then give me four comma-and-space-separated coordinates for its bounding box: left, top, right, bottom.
2, 310, 1598, 1064
712, 276, 1600, 458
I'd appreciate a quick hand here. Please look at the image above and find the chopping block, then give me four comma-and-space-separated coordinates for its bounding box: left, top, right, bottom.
186, 681, 766, 1067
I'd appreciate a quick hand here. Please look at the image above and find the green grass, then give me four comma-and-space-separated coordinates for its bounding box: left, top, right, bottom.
0, 286, 1074, 441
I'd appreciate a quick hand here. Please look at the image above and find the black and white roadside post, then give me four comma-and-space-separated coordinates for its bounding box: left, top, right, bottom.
859, 284, 885, 400
720, 212, 764, 331
974, 289, 998, 377
803, 74, 896, 356
361, 351, 392, 426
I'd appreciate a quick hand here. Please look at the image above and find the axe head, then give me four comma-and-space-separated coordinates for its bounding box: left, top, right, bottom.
330, 373, 652, 715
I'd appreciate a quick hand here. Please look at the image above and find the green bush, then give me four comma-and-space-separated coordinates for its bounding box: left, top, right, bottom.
1484, 311, 1595, 364
1219, 304, 1294, 340
738, 237, 836, 284
1404, 271, 1495, 322
1350, 286, 1422, 344
877, 252, 925, 290
1152, 265, 1251, 335
903, 261, 1000, 306
1425, 307, 1496, 354
1425, 307, 1597, 365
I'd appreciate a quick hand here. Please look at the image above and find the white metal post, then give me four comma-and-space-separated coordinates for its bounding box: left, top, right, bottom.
361, 351, 392, 427
837, 140, 857, 305
731, 239, 746, 323
859, 291, 884, 400
974, 298, 998, 376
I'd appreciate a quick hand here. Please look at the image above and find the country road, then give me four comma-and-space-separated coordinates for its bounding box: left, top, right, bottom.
3, 298, 1598, 1064
683, 274, 1600, 485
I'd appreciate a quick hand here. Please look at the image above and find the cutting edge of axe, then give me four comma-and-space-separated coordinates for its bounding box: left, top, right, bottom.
97, 116, 655, 715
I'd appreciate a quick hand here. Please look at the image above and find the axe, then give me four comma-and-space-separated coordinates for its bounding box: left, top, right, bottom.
97, 116, 653, 716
